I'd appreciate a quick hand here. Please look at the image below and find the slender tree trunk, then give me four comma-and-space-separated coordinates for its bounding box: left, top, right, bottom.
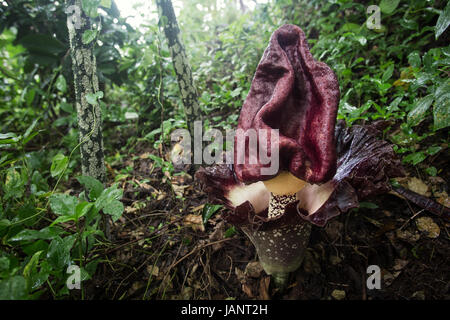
156, 0, 202, 138
66, 0, 106, 182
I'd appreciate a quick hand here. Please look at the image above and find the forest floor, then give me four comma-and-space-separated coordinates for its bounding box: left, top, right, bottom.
74, 127, 449, 300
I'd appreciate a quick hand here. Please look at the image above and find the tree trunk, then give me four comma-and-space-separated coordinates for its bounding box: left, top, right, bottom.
66, 0, 106, 183
156, 0, 202, 138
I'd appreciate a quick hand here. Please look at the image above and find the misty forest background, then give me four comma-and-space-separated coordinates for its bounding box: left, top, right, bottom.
0, 0, 449, 300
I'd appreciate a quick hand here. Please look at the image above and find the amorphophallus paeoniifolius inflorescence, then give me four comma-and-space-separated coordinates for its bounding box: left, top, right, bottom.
195, 24, 447, 290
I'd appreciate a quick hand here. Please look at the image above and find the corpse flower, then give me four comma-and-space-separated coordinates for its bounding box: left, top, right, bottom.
196, 24, 405, 288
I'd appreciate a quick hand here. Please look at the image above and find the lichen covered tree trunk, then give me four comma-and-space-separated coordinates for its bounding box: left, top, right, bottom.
66, 0, 105, 182
156, 0, 202, 137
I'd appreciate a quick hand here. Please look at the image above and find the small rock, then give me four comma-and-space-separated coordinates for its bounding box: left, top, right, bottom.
416, 216, 440, 238
331, 289, 346, 300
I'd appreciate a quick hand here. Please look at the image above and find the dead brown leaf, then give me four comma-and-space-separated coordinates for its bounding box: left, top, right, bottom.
183, 214, 205, 232
258, 276, 271, 300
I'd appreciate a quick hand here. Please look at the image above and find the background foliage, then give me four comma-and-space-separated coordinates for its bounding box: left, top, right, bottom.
0, 0, 448, 299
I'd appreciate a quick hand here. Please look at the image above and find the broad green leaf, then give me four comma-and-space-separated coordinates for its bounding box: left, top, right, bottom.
49, 193, 78, 216
380, 0, 400, 14
95, 184, 124, 221
426, 146, 442, 155
403, 152, 426, 165
47, 236, 76, 270
60, 102, 74, 113
17, 34, 65, 56
76, 175, 104, 200
102, 200, 124, 222
4, 168, 25, 200
95, 185, 123, 211
23, 251, 42, 281
433, 81, 450, 130
85, 91, 104, 105
407, 94, 434, 126
382, 64, 394, 82
435, 1, 450, 39
425, 167, 437, 176
0, 132, 19, 144
81, 0, 100, 18
407, 51, 421, 68
23, 118, 39, 140
76, 202, 93, 219
50, 153, 68, 177
0, 276, 28, 300
202, 204, 222, 225
55, 74, 67, 93
82, 30, 97, 45
0, 219, 11, 231
8, 227, 61, 242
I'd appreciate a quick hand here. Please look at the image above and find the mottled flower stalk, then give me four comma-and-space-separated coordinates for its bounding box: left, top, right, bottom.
242, 216, 311, 289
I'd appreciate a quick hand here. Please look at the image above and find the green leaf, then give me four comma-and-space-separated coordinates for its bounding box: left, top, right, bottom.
380, 0, 400, 14
23, 251, 42, 282
407, 94, 434, 126
24, 118, 40, 140
102, 200, 124, 222
60, 102, 74, 114
403, 152, 426, 165
425, 167, 437, 176
224, 226, 236, 238
47, 236, 76, 270
75, 202, 93, 219
433, 81, 450, 130
49, 194, 79, 216
18, 34, 65, 56
382, 64, 394, 82
435, 1, 450, 39
82, 0, 100, 18
426, 146, 442, 156
76, 175, 104, 200
230, 88, 242, 98
202, 204, 222, 225
8, 227, 62, 242
100, 0, 111, 8
95, 184, 124, 221
0, 132, 19, 144
408, 52, 421, 68
85, 91, 104, 105
4, 168, 25, 200
0, 276, 28, 300
55, 74, 67, 93
82, 30, 97, 45
50, 153, 68, 177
